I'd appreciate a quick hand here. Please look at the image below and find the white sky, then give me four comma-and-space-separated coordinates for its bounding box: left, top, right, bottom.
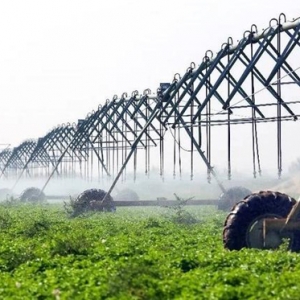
0, 0, 299, 174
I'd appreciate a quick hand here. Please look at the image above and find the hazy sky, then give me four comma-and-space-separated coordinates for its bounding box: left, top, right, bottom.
0, 0, 299, 177
0, 0, 298, 145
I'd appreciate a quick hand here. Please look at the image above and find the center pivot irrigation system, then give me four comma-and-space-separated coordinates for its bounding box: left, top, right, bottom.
1, 13, 300, 250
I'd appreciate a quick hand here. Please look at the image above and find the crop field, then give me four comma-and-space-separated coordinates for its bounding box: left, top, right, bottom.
1, 202, 300, 299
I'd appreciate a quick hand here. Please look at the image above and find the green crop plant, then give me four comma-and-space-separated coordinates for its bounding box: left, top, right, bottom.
165, 194, 198, 225
0, 204, 299, 299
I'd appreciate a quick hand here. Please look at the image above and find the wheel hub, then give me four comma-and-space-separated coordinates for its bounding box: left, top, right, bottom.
246, 214, 283, 249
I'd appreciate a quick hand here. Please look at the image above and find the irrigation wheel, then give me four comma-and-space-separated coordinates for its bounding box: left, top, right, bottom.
218, 186, 251, 211
0, 188, 13, 201
19, 187, 46, 203
114, 188, 140, 201
71, 189, 116, 217
223, 191, 300, 251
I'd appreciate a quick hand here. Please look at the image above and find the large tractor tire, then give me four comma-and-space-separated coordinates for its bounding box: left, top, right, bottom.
19, 187, 46, 203
218, 186, 251, 211
114, 189, 139, 201
0, 188, 13, 201
71, 189, 116, 217
223, 191, 300, 251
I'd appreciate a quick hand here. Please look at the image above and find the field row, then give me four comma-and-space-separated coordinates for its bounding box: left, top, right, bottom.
0, 203, 300, 299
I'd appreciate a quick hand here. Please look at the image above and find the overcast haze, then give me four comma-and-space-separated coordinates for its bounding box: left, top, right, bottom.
0, 0, 300, 176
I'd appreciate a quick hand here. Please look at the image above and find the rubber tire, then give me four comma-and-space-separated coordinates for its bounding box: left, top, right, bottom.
0, 188, 13, 200
218, 186, 252, 211
114, 189, 139, 201
19, 187, 46, 203
73, 189, 116, 217
223, 190, 300, 251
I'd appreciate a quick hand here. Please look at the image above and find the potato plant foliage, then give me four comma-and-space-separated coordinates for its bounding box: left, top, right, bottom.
0, 203, 300, 299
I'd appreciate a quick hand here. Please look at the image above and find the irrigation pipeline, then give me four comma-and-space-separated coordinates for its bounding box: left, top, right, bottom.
1, 14, 300, 197
45, 195, 219, 206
